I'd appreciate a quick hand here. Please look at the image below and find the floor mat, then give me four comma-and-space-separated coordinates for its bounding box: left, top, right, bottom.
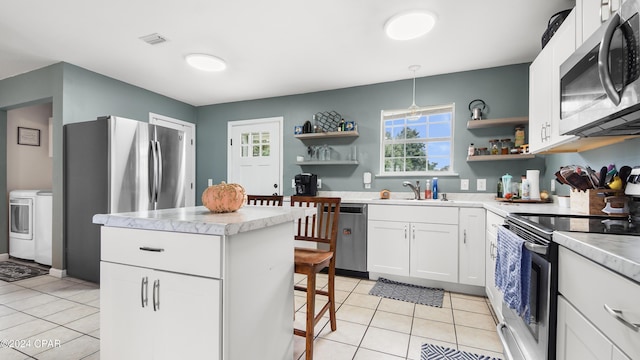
368, 277, 444, 307
0, 261, 49, 282
421, 343, 502, 360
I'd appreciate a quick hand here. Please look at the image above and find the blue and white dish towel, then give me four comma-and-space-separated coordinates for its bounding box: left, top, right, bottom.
495, 226, 531, 323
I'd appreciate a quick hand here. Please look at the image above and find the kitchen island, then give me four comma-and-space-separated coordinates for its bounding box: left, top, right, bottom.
93, 205, 308, 360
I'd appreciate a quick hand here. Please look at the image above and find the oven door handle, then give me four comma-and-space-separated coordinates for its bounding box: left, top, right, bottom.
496, 323, 516, 360
524, 242, 548, 256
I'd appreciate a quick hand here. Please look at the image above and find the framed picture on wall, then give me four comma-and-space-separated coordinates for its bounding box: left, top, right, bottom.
17, 127, 41, 146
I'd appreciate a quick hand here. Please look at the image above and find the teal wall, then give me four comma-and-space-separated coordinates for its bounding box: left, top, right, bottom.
543, 138, 640, 196
196, 63, 545, 199
0, 63, 196, 269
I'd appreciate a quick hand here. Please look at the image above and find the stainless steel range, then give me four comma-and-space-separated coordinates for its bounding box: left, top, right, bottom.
498, 213, 557, 360
497, 167, 640, 360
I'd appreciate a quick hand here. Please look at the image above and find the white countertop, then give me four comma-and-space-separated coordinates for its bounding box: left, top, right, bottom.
554, 231, 640, 283
94, 191, 640, 283
93, 205, 308, 236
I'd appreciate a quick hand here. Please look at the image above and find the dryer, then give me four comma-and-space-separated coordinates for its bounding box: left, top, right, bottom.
9, 190, 40, 260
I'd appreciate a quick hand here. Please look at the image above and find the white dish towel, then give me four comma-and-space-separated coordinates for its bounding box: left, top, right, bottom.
495, 226, 532, 322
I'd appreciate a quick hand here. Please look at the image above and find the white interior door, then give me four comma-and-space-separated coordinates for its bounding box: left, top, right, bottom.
149, 113, 196, 206
227, 117, 283, 195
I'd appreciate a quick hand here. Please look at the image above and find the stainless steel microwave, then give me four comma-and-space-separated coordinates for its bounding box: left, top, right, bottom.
560, 0, 640, 137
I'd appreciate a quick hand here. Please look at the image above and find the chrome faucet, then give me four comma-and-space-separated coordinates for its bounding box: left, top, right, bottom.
403, 180, 421, 200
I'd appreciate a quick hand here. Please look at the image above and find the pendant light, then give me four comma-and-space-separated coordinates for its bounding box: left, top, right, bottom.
407, 65, 421, 119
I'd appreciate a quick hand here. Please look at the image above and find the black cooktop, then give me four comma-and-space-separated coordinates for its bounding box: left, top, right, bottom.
510, 213, 640, 236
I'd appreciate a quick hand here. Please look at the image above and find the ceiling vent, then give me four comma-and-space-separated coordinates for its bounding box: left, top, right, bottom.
139, 33, 167, 45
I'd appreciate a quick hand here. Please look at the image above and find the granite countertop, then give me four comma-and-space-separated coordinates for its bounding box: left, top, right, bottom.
554, 231, 640, 283
93, 205, 308, 236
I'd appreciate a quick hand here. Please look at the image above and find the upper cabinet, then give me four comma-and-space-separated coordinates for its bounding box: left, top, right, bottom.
576, 0, 620, 45
529, 9, 578, 154
529, 3, 632, 154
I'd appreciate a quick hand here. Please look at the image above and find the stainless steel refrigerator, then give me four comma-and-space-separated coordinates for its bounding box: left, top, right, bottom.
64, 116, 186, 282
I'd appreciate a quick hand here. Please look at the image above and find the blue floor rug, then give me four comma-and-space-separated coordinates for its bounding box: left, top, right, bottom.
421, 343, 502, 360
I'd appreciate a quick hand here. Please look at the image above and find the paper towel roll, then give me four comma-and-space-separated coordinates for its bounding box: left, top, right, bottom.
527, 170, 541, 200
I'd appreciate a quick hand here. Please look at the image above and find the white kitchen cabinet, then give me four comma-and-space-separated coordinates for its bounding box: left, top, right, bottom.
410, 222, 458, 283
367, 219, 410, 276
485, 210, 504, 321
558, 246, 640, 360
529, 9, 578, 154
458, 208, 485, 286
100, 221, 294, 360
576, 0, 620, 45
101, 261, 221, 360
367, 205, 459, 283
556, 296, 631, 360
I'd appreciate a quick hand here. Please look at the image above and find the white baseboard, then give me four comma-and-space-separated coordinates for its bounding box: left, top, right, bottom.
48, 268, 67, 278
0, 253, 9, 261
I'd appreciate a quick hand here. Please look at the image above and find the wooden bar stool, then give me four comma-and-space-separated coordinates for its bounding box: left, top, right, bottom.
246, 194, 284, 206
290, 196, 341, 360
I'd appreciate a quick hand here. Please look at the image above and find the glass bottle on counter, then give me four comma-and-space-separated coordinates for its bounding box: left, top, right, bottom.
497, 178, 503, 198
432, 177, 438, 199
424, 179, 432, 199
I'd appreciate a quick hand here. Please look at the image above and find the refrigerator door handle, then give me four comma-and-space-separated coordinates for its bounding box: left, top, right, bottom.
156, 140, 163, 203
148, 140, 156, 203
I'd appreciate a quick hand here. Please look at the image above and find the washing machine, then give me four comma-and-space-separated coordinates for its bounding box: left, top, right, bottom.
35, 190, 53, 266
9, 190, 40, 260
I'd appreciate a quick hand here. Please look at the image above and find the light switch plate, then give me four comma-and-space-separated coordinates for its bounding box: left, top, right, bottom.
208, 178, 213, 186
477, 179, 486, 191
317, 179, 322, 189
460, 179, 469, 191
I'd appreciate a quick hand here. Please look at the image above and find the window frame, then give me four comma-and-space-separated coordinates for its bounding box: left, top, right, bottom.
378, 103, 456, 177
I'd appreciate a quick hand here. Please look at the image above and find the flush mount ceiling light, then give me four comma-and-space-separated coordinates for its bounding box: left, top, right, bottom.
385, 11, 436, 40
185, 53, 227, 72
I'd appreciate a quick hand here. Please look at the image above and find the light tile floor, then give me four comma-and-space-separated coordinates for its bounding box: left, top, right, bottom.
1, 270, 503, 360
0, 272, 100, 360
293, 273, 504, 360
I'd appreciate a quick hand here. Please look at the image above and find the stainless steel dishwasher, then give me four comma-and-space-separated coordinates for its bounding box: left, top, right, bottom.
333, 203, 368, 278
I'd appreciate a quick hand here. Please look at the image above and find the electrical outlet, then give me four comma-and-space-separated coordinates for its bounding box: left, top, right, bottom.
207, 179, 213, 186
317, 179, 322, 189
477, 179, 487, 191
551, 178, 556, 192
291, 179, 296, 188
460, 179, 469, 191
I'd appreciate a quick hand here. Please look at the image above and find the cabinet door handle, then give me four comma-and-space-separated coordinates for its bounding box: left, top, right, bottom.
141, 277, 148, 308
412, 225, 416, 240
463, 229, 467, 244
140, 246, 165, 252
404, 225, 407, 239
604, 304, 639, 331
153, 280, 160, 311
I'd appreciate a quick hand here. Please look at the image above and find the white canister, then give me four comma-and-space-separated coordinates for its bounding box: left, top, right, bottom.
526, 169, 541, 200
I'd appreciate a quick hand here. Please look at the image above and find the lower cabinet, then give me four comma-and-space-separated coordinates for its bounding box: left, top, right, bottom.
459, 208, 485, 286
558, 246, 639, 360
556, 296, 630, 360
101, 261, 221, 360
410, 222, 458, 282
485, 210, 504, 320
367, 220, 410, 276
368, 205, 485, 286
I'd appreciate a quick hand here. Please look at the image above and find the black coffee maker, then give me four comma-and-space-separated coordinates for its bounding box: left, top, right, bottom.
295, 173, 318, 196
